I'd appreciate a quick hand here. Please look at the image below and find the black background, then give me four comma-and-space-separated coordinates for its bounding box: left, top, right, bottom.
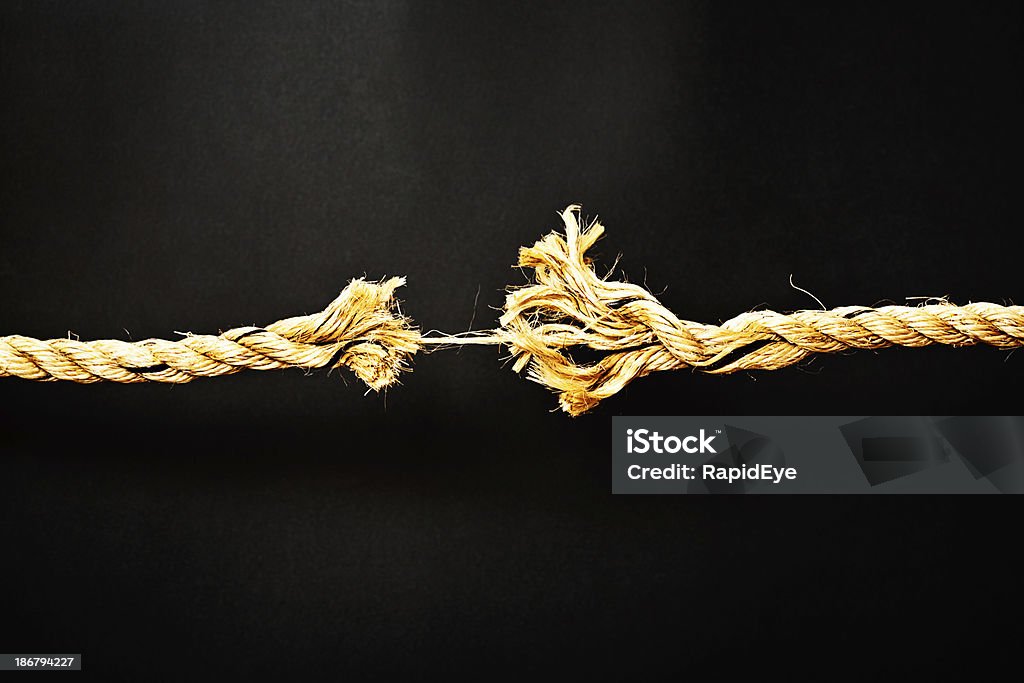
1, 1, 1021, 678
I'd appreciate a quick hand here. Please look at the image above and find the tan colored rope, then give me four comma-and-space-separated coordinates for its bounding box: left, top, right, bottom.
2, 205, 1020, 415
0, 277, 420, 392
497, 206, 1023, 414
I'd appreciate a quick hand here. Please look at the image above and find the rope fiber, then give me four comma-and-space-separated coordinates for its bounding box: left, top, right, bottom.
3, 205, 1021, 415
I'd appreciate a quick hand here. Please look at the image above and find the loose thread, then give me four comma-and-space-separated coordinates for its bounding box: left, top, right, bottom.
419, 334, 505, 346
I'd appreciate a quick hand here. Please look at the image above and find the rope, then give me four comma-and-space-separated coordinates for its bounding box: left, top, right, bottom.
498, 206, 1024, 415
2, 205, 1021, 415
0, 277, 420, 392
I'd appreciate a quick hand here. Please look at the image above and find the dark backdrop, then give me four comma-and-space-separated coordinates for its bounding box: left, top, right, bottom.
1, 1, 1021, 678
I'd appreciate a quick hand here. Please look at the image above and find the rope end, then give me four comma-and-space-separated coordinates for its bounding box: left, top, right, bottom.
499, 205, 672, 416
296, 277, 421, 393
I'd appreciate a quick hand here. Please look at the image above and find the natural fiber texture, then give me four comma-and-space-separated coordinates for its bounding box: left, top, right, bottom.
2, 204, 1021, 416
499, 205, 1024, 415
0, 277, 419, 391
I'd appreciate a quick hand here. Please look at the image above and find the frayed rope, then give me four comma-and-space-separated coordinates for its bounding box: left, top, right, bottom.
3, 205, 1022, 415
0, 277, 419, 391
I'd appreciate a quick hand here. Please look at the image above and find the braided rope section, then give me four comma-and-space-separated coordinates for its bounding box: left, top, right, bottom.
500, 206, 1024, 416
0, 278, 420, 391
